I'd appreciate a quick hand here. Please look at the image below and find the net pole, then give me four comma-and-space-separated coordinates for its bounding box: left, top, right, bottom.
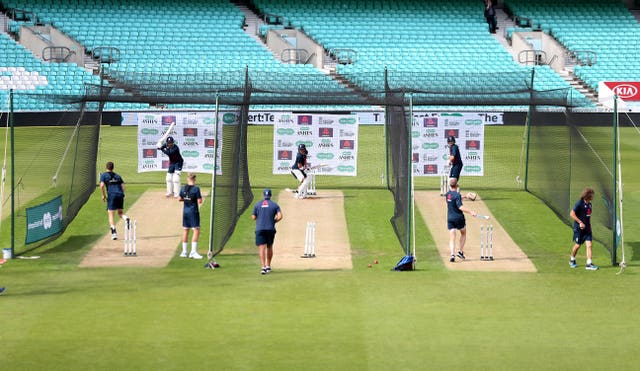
405, 94, 413, 255
9, 89, 15, 256
523, 69, 535, 192
0, 94, 9, 238
208, 93, 220, 258
615, 98, 625, 269
409, 93, 416, 264
612, 97, 619, 266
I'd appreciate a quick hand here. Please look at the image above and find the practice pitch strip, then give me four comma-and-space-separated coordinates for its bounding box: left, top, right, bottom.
414, 191, 537, 272
273, 189, 353, 271
80, 190, 183, 268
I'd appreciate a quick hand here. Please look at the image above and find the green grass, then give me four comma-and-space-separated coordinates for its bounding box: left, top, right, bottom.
1, 125, 640, 370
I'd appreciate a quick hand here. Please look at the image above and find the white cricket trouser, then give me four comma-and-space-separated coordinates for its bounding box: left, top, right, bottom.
291, 169, 309, 197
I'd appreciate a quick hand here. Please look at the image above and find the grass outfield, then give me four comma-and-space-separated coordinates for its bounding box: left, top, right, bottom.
1, 125, 639, 369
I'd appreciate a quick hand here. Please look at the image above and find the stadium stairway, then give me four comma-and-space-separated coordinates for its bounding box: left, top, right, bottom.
0, 12, 8, 33
233, 0, 368, 101
492, 8, 518, 60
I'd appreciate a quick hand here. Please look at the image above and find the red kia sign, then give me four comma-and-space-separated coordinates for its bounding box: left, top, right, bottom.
603, 82, 640, 101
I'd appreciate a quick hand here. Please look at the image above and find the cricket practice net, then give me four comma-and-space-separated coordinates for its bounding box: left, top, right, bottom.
526, 107, 619, 263
1, 92, 100, 255
2, 67, 587, 260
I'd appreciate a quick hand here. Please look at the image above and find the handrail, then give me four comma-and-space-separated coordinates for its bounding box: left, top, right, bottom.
8, 8, 36, 22
280, 48, 309, 64
569, 50, 597, 66
92, 46, 121, 64
328, 48, 357, 64
261, 13, 288, 26
303, 52, 316, 65
43, 46, 75, 62
518, 49, 547, 66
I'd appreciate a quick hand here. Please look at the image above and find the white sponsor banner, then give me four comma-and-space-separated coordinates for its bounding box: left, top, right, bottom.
411, 112, 485, 176
137, 112, 225, 174
272, 113, 359, 176
357, 111, 504, 125
126, 110, 503, 126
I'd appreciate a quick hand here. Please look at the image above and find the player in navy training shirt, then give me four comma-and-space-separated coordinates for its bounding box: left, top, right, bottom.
158, 136, 184, 198
290, 143, 310, 199
99, 161, 129, 240
445, 178, 477, 262
252, 188, 283, 274
569, 187, 598, 270
178, 173, 203, 259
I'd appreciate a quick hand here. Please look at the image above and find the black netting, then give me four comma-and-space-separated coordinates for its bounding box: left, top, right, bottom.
0, 94, 99, 255
526, 107, 616, 261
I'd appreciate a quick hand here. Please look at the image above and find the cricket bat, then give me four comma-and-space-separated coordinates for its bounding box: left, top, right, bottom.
308, 163, 328, 170
156, 122, 176, 148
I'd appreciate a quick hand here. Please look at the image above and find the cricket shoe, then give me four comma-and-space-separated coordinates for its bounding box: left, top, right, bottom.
189, 251, 203, 259
265, 266, 271, 273
111, 228, 117, 240
457, 251, 466, 260
179, 251, 188, 258
569, 260, 577, 268
261, 267, 268, 275
0, 287, 5, 295
585, 264, 599, 271
165, 193, 173, 198
449, 255, 455, 262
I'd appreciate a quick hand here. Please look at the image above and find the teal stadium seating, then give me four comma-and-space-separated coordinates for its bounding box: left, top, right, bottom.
2, 0, 351, 111
1, 0, 600, 111
505, 0, 640, 94
253, 0, 592, 107
0, 33, 101, 111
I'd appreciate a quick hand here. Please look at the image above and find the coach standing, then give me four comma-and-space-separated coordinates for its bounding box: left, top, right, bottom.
252, 189, 283, 275
178, 173, 203, 260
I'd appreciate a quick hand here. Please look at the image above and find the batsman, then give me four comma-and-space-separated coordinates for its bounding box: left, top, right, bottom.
157, 133, 184, 198
290, 143, 311, 199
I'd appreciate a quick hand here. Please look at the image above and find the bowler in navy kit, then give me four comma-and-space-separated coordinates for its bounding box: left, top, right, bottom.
158, 136, 184, 198
445, 179, 477, 262
178, 173, 203, 259
252, 189, 283, 274
99, 161, 129, 240
569, 187, 598, 270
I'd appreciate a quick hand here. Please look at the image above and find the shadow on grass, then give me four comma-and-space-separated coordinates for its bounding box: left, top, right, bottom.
39, 234, 104, 256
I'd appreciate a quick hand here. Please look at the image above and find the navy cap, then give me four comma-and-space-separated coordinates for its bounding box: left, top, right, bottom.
298, 143, 306, 150
263, 188, 272, 199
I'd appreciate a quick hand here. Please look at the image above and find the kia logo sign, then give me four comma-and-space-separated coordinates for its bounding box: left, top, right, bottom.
612, 84, 638, 99
603, 81, 640, 101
